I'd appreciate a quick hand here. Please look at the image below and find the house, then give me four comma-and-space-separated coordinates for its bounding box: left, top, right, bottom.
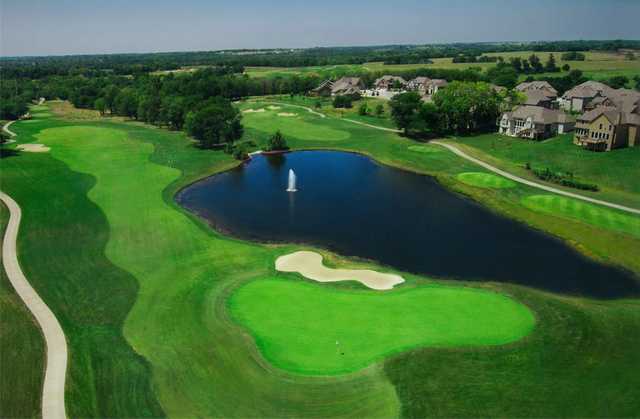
407, 77, 431, 93
374, 75, 407, 91
559, 81, 615, 112
426, 79, 448, 96
329, 77, 364, 96
523, 90, 555, 108
573, 90, 640, 151
515, 81, 558, 100
498, 105, 575, 140
311, 79, 334, 97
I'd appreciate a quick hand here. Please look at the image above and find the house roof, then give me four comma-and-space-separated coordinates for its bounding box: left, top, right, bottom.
375, 75, 407, 85
331, 77, 363, 93
562, 81, 615, 100
515, 81, 558, 97
430, 79, 448, 87
312, 79, 333, 91
523, 90, 553, 106
576, 88, 640, 126
504, 105, 575, 125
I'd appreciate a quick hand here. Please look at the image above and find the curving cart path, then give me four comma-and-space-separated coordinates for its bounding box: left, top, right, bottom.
1, 123, 68, 419
431, 141, 640, 216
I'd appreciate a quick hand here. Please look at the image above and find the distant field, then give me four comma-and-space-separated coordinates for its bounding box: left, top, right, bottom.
243, 50, 640, 83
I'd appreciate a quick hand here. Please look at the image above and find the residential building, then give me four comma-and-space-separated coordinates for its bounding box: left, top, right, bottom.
310, 79, 333, 96
407, 77, 431, 93
523, 90, 555, 108
559, 81, 615, 112
374, 75, 407, 91
329, 77, 365, 96
426, 79, 448, 96
573, 90, 640, 151
515, 81, 558, 100
498, 105, 575, 140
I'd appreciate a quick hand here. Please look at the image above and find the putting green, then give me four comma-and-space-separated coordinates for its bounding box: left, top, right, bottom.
229, 278, 535, 375
457, 172, 516, 189
522, 195, 640, 238
242, 107, 350, 141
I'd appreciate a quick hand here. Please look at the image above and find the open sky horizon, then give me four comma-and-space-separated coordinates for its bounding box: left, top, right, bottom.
2, 0, 640, 57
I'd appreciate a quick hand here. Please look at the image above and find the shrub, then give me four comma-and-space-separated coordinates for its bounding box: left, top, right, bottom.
333, 95, 353, 109
532, 168, 599, 191
265, 130, 288, 151
358, 102, 369, 116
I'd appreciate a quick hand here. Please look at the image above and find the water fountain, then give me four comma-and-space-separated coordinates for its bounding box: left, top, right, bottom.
286, 169, 297, 192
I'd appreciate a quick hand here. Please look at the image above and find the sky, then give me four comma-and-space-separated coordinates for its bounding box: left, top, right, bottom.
2, 0, 640, 57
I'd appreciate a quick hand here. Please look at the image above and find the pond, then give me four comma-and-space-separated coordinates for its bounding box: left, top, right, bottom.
177, 151, 639, 298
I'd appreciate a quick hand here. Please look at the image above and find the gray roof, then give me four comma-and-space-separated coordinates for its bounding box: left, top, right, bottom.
375, 75, 407, 85
576, 87, 640, 126
516, 81, 558, 97
562, 81, 615, 100
331, 77, 363, 94
430, 79, 448, 87
524, 90, 553, 106
504, 105, 575, 125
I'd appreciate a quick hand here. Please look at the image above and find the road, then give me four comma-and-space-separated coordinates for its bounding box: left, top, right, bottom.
2, 121, 68, 419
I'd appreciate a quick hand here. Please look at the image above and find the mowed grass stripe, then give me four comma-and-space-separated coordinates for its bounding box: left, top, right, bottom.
230, 278, 534, 375
522, 195, 640, 238
457, 172, 516, 189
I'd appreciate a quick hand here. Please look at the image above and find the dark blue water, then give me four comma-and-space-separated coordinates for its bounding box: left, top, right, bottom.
177, 151, 639, 298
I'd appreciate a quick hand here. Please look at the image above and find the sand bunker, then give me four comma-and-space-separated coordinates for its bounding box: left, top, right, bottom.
277, 112, 296, 117
267, 105, 281, 110
275, 251, 404, 291
17, 143, 50, 153
242, 108, 266, 113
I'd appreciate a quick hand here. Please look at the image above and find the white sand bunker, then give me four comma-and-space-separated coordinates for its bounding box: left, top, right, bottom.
267, 105, 281, 110
276, 251, 404, 291
17, 143, 50, 153
242, 108, 266, 113
277, 112, 297, 117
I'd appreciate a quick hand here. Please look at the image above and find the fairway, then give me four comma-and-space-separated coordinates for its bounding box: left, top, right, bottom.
522, 195, 640, 239
241, 106, 350, 141
457, 172, 516, 189
229, 278, 535, 375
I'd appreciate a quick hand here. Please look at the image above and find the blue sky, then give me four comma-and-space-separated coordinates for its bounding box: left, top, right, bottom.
2, 0, 639, 56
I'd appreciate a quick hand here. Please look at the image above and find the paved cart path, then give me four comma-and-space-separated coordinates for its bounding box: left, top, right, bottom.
1, 191, 68, 418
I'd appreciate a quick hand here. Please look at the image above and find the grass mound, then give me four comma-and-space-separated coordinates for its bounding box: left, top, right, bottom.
522, 195, 640, 238
229, 278, 534, 375
457, 172, 516, 189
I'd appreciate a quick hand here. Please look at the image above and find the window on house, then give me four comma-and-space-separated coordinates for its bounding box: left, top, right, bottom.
599, 123, 603, 129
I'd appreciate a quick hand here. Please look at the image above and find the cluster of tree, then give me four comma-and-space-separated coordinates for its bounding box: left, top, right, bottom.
452, 55, 499, 63
333, 95, 354, 108
530, 167, 599, 191
265, 130, 289, 152
561, 52, 586, 61
389, 82, 503, 137
509, 54, 560, 74
4, 40, 638, 80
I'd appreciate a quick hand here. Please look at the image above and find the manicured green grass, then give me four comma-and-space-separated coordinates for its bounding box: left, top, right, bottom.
3, 102, 640, 417
241, 105, 351, 141
230, 278, 534, 375
451, 133, 640, 208
408, 144, 442, 153
522, 195, 640, 239
457, 172, 516, 189
0, 202, 44, 418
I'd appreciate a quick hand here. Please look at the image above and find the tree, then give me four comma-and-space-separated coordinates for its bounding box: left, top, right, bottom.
184, 97, 243, 149
486, 64, 518, 88
510, 57, 523, 73
528, 54, 543, 73
522, 60, 531, 73
265, 130, 288, 151
545, 54, 559, 72
114, 88, 138, 119
375, 103, 385, 117
605, 76, 630, 89
358, 102, 369, 116
94, 97, 106, 115
433, 81, 502, 133
333, 95, 352, 109
162, 97, 186, 130
562, 64, 570, 72
634, 76, 640, 91
389, 92, 423, 135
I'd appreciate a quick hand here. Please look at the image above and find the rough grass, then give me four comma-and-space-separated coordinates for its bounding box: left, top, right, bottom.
0, 201, 44, 418
229, 277, 534, 375
457, 172, 516, 189
522, 195, 640, 239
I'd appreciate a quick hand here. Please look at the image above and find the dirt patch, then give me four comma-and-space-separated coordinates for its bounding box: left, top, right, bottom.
267, 105, 281, 110
275, 251, 404, 291
17, 144, 50, 153
277, 112, 297, 117
242, 108, 266, 114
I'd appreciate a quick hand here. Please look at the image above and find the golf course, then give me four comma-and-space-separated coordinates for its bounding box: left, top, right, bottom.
2, 100, 640, 418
